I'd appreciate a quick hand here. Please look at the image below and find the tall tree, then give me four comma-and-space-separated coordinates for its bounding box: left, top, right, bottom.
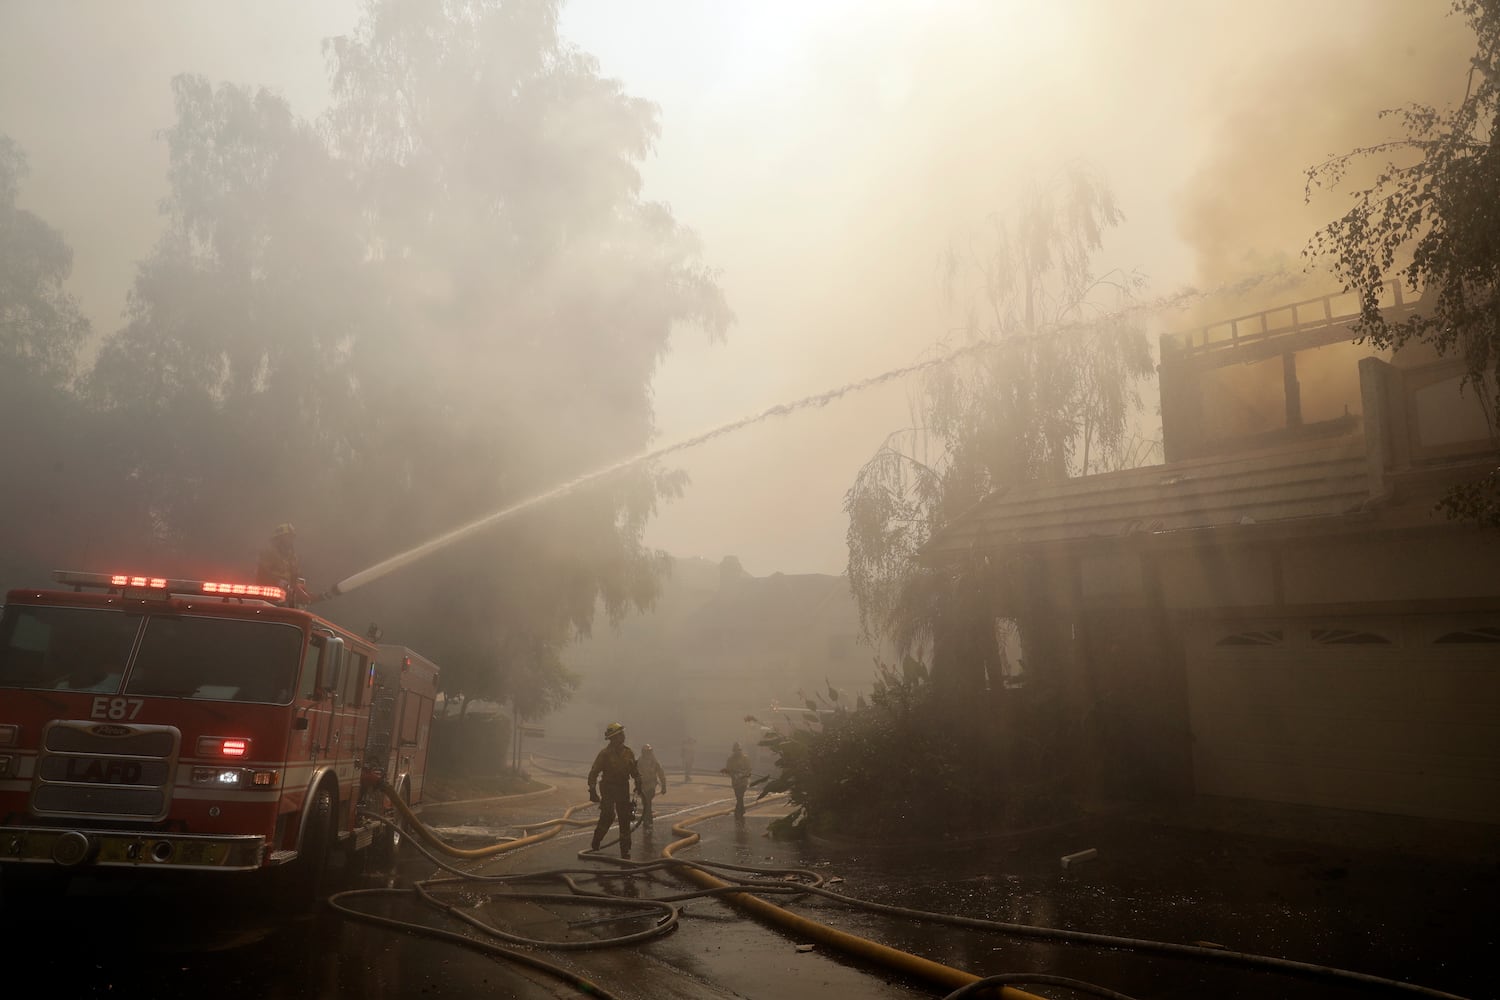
85, 0, 731, 708
85, 78, 363, 560
0, 135, 90, 388
0, 136, 141, 589
845, 168, 1152, 702
1305, 0, 1500, 524
319, 0, 729, 705
1307, 0, 1500, 392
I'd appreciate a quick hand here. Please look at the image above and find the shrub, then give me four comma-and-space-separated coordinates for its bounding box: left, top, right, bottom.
755, 658, 1078, 840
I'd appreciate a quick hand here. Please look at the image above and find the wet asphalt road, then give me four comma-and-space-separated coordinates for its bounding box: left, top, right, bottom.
1, 768, 1492, 1000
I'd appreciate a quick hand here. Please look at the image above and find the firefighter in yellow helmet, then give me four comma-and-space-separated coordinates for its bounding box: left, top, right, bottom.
256, 523, 312, 607
587, 722, 641, 858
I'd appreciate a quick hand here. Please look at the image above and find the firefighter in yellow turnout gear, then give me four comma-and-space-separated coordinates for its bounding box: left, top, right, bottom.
588, 722, 642, 858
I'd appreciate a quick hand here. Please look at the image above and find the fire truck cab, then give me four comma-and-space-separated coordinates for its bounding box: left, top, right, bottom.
0, 570, 438, 890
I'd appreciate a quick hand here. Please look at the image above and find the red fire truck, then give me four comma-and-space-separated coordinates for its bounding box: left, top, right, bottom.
0, 570, 438, 895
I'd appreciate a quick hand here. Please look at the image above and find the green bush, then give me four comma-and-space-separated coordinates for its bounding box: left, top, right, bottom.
755, 659, 1079, 840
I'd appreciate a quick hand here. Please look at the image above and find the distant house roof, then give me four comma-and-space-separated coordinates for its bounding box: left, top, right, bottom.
927, 434, 1372, 556
682, 571, 855, 643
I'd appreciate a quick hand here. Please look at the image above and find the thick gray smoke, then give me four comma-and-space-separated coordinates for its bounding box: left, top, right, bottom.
0, 1, 1476, 584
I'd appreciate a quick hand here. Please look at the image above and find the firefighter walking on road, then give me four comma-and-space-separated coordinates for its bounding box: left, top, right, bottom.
637, 743, 668, 832
722, 742, 752, 819
588, 722, 642, 858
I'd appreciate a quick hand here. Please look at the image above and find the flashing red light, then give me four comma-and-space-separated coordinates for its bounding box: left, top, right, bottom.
111, 575, 167, 589
198, 736, 251, 758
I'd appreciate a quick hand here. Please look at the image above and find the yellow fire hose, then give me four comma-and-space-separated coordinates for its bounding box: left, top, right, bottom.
378, 778, 594, 859
379, 779, 1034, 995
363, 781, 1467, 1000
660, 794, 1044, 1000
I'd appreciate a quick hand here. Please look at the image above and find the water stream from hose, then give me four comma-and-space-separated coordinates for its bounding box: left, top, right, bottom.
321, 271, 1297, 599
322, 338, 991, 598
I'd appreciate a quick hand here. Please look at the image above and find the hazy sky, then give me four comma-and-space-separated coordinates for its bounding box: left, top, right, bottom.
0, 0, 1473, 576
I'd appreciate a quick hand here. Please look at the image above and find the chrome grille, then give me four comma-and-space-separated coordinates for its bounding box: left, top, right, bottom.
46, 725, 176, 757
33, 721, 180, 821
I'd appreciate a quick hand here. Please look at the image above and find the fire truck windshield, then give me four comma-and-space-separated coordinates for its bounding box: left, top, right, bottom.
0, 605, 303, 704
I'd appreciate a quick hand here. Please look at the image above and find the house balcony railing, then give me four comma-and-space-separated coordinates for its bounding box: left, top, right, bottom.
1161, 279, 1416, 358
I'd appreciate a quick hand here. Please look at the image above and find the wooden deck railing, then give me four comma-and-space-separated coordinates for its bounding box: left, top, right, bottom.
1162, 279, 1416, 356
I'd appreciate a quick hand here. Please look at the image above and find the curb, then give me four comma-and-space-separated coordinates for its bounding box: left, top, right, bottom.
423, 781, 560, 809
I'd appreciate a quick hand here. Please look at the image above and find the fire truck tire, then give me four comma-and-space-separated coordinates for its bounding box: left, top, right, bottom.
277, 782, 335, 907
373, 779, 409, 866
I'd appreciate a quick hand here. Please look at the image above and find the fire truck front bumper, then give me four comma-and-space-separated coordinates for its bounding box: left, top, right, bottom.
0, 827, 265, 871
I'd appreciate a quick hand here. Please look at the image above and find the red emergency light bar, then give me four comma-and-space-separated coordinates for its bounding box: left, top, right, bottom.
203, 581, 285, 599
53, 570, 285, 604
112, 575, 167, 589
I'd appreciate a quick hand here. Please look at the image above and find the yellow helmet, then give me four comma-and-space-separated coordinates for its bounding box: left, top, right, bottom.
273, 522, 296, 538
604, 722, 625, 740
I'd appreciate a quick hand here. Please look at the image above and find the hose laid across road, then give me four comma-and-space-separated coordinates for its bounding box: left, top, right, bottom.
330, 780, 661, 999
380, 778, 596, 858
656, 793, 1045, 1000
332, 780, 1470, 1000
338, 782, 1055, 999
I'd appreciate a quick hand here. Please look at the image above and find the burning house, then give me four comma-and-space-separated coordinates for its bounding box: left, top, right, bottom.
927, 282, 1500, 825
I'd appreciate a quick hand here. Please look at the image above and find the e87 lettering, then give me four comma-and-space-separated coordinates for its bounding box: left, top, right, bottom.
91, 697, 144, 721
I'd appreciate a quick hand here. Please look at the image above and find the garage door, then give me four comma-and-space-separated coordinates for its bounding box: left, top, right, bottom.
1185, 614, 1500, 824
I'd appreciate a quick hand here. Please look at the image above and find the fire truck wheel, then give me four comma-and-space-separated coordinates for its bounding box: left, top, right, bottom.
280, 783, 335, 908
373, 779, 409, 867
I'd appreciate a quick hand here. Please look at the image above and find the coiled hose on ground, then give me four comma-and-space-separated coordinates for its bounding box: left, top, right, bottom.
328, 778, 1470, 1000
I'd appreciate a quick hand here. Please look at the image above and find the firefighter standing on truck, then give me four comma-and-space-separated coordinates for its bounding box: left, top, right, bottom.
588, 722, 641, 858
256, 522, 312, 607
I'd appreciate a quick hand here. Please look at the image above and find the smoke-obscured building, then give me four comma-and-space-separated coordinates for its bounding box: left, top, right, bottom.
928, 283, 1500, 826
537, 556, 877, 775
